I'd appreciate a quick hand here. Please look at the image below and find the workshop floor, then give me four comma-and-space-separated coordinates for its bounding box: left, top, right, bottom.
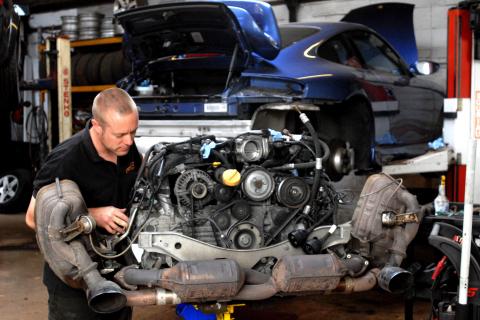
0, 212, 431, 320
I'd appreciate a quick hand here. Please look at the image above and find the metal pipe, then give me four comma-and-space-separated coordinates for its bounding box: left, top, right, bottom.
232, 278, 277, 300
388, 188, 422, 266
244, 268, 271, 285
376, 266, 413, 294
125, 289, 181, 306
333, 268, 379, 293
459, 138, 477, 305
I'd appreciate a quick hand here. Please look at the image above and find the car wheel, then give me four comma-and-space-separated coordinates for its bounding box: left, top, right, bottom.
0, 169, 32, 213
314, 99, 374, 172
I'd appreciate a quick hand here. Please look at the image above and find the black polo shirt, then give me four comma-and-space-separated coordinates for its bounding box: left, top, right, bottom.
33, 124, 142, 209
34, 123, 142, 297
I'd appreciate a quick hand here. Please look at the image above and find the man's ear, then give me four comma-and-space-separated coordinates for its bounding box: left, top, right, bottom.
91, 118, 103, 134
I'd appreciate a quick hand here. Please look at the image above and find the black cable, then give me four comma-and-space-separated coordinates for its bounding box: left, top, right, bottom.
25, 104, 48, 168
212, 149, 232, 169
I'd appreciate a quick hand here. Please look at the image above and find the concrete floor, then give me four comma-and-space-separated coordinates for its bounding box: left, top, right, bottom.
0, 212, 432, 320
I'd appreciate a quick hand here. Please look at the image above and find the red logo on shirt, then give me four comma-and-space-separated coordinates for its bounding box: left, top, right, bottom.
126, 161, 136, 174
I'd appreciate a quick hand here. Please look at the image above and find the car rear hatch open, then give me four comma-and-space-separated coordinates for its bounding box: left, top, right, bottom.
116, 1, 280, 116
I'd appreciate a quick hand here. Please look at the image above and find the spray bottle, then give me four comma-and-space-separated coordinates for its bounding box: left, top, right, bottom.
434, 175, 450, 215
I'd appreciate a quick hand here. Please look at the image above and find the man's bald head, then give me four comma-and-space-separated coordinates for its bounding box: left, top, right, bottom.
92, 88, 138, 126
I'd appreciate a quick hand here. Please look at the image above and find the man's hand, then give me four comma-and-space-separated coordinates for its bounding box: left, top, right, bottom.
25, 196, 36, 230
89, 206, 129, 235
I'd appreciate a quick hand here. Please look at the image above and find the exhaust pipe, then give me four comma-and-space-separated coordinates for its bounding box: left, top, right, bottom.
220, 255, 379, 301
333, 268, 379, 293
125, 288, 181, 306
122, 259, 245, 302
121, 254, 384, 306
377, 266, 414, 294
35, 180, 127, 313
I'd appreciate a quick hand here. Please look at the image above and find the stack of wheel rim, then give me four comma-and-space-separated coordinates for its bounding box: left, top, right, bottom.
78, 12, 104, 40
100, 17, 115, 38
61, 16, 78, 41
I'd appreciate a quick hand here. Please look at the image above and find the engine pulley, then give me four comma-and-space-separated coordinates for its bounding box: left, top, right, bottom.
214, 184, 235, 203
241, 168, 275, 201
228, 222, 263, 249
276, 177, 310, 208
213, 211, 231, 231
174, 169, 215, 209
231, 200, 251, 220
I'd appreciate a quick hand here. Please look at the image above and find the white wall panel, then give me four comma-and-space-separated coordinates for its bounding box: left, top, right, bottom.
413, 7, 432, 30
431, 5, 451, 29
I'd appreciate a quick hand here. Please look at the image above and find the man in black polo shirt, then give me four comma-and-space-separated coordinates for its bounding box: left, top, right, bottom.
25, 88, 142, 320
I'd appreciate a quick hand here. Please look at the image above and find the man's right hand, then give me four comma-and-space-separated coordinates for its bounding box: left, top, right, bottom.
89, 206, 129, 235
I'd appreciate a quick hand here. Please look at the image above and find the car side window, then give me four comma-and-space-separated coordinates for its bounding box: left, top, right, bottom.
348, 31, 405, 76
317, 36, 363, 69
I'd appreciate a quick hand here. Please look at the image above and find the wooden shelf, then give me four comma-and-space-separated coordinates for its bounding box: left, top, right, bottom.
71, 84, 116, 93
70, 37, 122, 48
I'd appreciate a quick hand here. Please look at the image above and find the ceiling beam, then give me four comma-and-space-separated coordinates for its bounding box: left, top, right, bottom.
15, 0, 114, 13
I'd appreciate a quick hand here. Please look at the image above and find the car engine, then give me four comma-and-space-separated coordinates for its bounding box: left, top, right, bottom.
33, 110, 426, 313
129, 128, 344, 269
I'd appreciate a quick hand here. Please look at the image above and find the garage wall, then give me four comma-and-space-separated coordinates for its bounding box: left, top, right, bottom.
270, 0, 457, 89
28, 0, 455, 89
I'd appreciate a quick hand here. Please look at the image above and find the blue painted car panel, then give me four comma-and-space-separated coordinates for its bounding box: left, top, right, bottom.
138, 101, 239, 117
342, 3, 418, 67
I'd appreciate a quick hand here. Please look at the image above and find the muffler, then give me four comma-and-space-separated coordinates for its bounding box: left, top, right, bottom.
35, 179, 127, 313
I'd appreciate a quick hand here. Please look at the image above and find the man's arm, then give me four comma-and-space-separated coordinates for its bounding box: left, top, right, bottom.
26, 196, 129, 235
25, 196, 36, 230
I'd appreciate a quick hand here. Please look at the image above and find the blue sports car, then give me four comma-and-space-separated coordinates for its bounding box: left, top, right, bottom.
116, 0, 444, 180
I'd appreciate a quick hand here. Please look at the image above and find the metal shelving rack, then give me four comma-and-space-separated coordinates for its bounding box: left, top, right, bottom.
56, 36, 122, 141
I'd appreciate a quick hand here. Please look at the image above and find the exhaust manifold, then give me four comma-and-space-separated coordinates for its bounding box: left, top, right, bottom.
35, 179, 127, 313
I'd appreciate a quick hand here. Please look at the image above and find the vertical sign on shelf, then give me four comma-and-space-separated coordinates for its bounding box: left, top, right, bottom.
475, 90, 480, 139
57, 37, 72, 142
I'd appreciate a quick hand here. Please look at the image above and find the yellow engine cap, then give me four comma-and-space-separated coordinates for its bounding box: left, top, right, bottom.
222, 169, 241, 187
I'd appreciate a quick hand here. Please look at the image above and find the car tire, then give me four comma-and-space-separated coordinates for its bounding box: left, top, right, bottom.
0, 40, 20, 111
0, 169, 32, 213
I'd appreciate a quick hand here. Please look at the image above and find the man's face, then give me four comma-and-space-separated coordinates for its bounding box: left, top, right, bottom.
98, 110, 139, 156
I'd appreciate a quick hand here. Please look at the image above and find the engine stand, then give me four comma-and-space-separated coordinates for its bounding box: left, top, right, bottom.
176, 303, 245, 320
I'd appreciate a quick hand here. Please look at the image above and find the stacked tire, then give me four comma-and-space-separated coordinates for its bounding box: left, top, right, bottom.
71, 50, 130, 86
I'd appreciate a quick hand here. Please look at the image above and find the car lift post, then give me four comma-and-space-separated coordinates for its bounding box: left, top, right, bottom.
456, 1, 480, 319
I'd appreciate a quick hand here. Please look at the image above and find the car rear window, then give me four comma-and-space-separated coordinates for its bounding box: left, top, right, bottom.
279, 26, 319, 48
